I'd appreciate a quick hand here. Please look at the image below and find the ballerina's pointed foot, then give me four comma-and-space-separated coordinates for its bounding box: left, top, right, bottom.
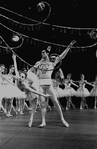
39, 123, 46, 128
6, 113, 13, 117
28, 119, 33, 128
62, 120, 69, 128
20, 112, 24, 115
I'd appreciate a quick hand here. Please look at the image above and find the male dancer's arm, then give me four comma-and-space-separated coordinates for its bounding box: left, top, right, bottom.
54, 40, 76, 66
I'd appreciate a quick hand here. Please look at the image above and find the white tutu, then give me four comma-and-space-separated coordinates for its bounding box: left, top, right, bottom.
63, 87, 71, 97
55, 87, 66, 98
68, 87, 77, 96
76, 87, 90, 97
0, 84, 26, 99
90, 87, 97, 97
0, 84, 6, 98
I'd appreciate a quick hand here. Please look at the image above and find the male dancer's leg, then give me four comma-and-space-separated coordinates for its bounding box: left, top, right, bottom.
39, 86, 47, 127
47, 85, 69, 127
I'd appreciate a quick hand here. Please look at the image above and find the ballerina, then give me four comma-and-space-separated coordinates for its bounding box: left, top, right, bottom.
63, 74, 78, 110
4, 65, 17, 117
76, 74, 92, 109
90, 75, 97, 109
0, 65, 7, 115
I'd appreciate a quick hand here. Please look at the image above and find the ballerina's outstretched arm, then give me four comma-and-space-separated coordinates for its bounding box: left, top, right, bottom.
70, 80, 79, 87
85, 80, 94, 87
54, 40, 76, 66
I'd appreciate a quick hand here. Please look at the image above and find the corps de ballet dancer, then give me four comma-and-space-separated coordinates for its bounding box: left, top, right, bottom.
0, 66, 26, 117
0, 65, 8, 114
63, 74, 78, 110
29, 41, 76, 128
52, 68, 67, 110
3, 65, 18, 117
76, 74, 93, 109
90, 75, 97, 109
52, 78, 65, 110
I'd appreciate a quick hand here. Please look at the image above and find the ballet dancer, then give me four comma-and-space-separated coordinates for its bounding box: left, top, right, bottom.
90, 75, 97, 109
63, 74, 78, 110
30, 41, 76, 128
76, 74, 92, 109
0, 65, 7, 114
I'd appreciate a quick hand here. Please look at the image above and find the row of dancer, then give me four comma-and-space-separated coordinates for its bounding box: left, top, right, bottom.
0, 58, 97, 118
52, 70, 97, 110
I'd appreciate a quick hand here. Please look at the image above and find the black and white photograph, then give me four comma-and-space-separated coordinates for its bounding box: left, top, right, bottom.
0, 0, 97, 149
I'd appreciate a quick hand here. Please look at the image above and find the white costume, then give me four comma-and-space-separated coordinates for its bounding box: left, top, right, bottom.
63, 80, 77, 97
76, 81, 90, 97
52, 79, 66, 98
90, 82, 97, 96
0, 74, 26, 99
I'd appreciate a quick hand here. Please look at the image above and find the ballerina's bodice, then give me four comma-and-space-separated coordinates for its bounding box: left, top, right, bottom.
64, 79, 71, 88
79, 80, 86, 88
93, 81, 97, 88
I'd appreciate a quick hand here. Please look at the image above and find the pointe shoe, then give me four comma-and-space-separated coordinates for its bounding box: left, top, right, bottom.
66, 107, 69, 110
39, 123, 46, 128
4, 110, 7, 114
28, 119, 33, 128
35, 110, 38, 113
15, 111, 18, 115
20, 112, 24, 115
73, 105, 76, 109
61, 120, 69, 128
6, 113, 13, 117
94, 106, 96, 109
86, 104, 88, 109
80, 107, 83, 110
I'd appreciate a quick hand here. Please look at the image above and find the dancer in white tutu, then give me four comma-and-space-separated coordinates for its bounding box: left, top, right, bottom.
3, 65, 18, 117
63, 74, 78, 110
30, 41, 76, 128
76, 74, 92, 109
90, 75, 97, 109
52, 69, 65, 98
0, 65, 7, 114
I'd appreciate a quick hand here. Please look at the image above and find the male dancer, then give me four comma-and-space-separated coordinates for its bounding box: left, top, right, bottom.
29, 40, 76, 128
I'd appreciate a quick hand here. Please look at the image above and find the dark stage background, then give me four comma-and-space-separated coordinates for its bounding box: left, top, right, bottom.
0, 0, 97, 82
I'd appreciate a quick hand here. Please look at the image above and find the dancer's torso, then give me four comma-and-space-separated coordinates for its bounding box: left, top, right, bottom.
35, 60, 54, 85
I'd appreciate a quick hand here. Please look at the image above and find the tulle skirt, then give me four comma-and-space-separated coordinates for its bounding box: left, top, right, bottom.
55, 87, 67, 98
63, 87, 77, 97
68, 87, 77, 96
0, 84, 26, 99
76, 87, 90, 97
90, 88, 97, 96
55, 86, 76, 98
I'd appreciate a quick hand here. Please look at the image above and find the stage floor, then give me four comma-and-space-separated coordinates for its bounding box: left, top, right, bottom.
0, 109, 97, 149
